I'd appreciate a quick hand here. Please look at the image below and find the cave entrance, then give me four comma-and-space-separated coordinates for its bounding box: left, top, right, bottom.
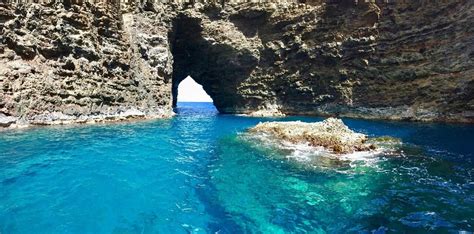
169, 12, 258, 114
174, 76, 213, 106
170, 13, 219, 112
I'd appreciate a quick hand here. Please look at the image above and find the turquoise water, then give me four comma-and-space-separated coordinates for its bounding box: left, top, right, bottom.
1, 102, 473, 233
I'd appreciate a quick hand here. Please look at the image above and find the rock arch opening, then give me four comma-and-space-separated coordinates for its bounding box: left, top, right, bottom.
170, 11, 260, 113
174, 76, 213, 105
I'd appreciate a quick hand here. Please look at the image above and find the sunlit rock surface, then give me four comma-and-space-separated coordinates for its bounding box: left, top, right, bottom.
248, 118, 375, 154
243, 118, 405, 171
0, 3, 175, 128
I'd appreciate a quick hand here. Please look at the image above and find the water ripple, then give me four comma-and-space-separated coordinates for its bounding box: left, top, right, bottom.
0, 103, 473, 233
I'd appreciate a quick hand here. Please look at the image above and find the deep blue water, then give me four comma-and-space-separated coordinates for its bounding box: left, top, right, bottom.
0, 102, 473, 233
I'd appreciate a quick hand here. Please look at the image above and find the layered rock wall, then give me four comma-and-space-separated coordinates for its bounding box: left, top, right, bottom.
1, 0, 473, 127
0, 2, 174, 127
168, 1, 473, 122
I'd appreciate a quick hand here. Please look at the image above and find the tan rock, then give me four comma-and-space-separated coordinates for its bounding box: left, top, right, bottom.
248, 118, 376, 154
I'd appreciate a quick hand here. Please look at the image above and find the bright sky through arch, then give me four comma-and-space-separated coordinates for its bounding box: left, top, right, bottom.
177, 76, 213, 102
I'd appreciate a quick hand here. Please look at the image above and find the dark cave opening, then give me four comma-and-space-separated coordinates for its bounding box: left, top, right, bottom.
169, 12, 259, 113
170, 13, 214, 108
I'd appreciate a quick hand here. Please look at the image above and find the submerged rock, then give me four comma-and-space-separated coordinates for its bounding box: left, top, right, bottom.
248, 118, 376, 154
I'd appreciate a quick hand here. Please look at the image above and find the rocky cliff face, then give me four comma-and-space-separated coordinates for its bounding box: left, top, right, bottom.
174, 1, 473, 122
1, 0, 473, 128
0, 3, 175, 127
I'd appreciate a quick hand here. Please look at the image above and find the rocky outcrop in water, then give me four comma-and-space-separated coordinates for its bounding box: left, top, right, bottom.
1, 0, 473, 128
248, 118, 375, 154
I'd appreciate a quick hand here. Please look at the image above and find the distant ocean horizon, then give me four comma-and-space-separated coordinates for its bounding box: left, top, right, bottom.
177, 101, 213, 103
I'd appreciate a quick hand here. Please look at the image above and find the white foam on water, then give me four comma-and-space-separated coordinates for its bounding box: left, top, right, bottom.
284, 143, 325, 163
339, 148, 385, 163
288, 142, 387, 167
240, 132, 398, 171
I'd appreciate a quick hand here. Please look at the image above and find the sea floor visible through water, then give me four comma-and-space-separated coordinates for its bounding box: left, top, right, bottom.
0, 102, 473, 233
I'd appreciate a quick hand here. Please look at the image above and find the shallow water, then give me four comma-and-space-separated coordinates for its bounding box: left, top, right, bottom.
0, 102, 473, 233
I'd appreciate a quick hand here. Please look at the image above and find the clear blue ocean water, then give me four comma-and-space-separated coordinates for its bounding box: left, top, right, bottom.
0, 102, 473, 233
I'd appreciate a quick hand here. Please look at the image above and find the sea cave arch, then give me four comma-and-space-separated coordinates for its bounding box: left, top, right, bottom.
175, 76, 213, 104
170, 11, 260, 113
